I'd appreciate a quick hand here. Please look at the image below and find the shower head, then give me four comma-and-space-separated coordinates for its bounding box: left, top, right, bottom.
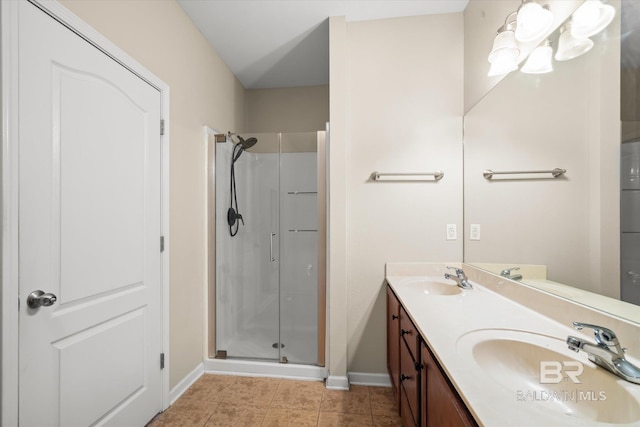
237, 135, 258, 150
232, 134, 258, 163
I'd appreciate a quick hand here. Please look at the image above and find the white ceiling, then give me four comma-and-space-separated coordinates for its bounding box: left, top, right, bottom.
177, 0, 469, 89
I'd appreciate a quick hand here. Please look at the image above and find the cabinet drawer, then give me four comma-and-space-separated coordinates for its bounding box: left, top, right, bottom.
401, 384, 418, 427
400, 306, 419, 358
400, 339, 420, 426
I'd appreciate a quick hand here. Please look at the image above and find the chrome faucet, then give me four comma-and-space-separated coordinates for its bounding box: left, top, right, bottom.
444, 266, 473, 289
566, 322, 640, 384
500, 267, 523, 281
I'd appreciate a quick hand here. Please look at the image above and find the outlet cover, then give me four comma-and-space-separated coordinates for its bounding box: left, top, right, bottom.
470, 224, 481, 240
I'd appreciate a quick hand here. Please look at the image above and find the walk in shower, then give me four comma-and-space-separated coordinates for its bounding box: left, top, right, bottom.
209, 131, 326, 367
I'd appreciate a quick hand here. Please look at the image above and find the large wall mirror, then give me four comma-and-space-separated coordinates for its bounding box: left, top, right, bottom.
464, 0, 640, 322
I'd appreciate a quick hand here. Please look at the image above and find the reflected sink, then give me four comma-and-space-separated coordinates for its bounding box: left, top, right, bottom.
401, 278, 462, 296
457, 329, 640, 424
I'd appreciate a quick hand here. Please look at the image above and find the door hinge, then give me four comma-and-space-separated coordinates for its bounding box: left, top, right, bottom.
160, 353, 165, 370
160, 119, 165, 136
160, 236, 165, 252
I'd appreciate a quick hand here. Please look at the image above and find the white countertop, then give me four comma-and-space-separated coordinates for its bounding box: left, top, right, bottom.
386, 262, 640, 427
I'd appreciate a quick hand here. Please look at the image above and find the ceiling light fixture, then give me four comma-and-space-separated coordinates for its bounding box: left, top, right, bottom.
515, 0, 554, 43
488, 13, 520, 77
571, 0, 615, 38
555, 21, 594, 61
521, 39, 553, 74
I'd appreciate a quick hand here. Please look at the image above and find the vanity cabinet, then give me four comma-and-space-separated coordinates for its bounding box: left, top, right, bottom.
387, 284, 477, 427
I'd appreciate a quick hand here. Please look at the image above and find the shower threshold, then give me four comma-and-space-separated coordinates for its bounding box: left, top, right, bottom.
204, 358, 327, 381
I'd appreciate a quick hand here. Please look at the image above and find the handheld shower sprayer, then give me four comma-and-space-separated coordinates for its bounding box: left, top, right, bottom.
228, 133, 258, 237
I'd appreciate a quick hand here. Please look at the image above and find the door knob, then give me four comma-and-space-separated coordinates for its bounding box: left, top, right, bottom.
27, 290, 57, 309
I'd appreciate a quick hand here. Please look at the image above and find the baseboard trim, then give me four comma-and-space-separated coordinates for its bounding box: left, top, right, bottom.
325, 375, 350, 390
168, 363, 388, 400
348, 372, 391, 387
169, 362, 204, 405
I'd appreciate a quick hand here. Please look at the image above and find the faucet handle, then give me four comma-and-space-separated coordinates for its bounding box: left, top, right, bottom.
445, 266, 464, 276
572, 322, 622, 351
500, 267, 520, 276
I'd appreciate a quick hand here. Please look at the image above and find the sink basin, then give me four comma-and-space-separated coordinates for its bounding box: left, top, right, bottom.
457, 329, 640, 424
400, 278, 462, 295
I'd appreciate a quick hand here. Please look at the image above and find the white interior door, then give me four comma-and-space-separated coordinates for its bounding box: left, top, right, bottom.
18, 2, 163, 426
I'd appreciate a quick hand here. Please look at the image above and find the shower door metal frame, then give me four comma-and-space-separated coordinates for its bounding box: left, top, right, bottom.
206, 129, 326, 366
316, 131, 326, 367
206, 127, 217, 359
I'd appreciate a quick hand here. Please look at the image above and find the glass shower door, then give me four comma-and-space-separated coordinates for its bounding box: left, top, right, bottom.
215, 133, 280, 360
278, 132, 319, 364
214, 131, 321, 365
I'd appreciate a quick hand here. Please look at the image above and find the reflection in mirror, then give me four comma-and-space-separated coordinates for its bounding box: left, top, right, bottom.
464, 0, 640, 323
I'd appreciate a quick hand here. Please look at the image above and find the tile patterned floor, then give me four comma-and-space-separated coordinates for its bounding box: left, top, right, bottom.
147, 374, 402, 426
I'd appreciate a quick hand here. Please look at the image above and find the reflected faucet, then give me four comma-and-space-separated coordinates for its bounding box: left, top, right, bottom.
500, 267, 523, 281
444, 266, 473, 289
566, 322, 640, 384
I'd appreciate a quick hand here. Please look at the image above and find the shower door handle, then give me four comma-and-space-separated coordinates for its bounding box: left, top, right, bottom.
270, 233, 276, 262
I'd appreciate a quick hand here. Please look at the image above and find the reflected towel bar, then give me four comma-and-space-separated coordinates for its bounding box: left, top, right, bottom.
287, 191, 317, 195
371, 171, 444, 181
483, 168, 566, 180
288, 229, 317, 232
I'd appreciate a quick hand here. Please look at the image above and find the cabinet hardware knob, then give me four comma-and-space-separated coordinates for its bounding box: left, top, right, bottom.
392, 314, 398, 320
401, 374, 410, 381
401, 329, 411, 336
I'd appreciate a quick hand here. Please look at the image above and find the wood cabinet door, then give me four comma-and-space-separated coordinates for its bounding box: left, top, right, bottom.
387, 285, 401, 409
422, 342, 477, 427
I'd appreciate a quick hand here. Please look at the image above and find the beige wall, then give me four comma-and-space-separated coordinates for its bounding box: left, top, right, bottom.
59, 0, 246, 388
330, 13, 464, 376
328, 16, 349, 384
246, 85, 329, 133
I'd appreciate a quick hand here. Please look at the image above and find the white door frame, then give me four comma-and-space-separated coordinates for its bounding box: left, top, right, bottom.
1, 1, 171, 425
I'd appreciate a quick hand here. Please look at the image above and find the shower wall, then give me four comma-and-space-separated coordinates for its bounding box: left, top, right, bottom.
621, 1, 640, 305
622, 140, 640, 305
214, 132, 319, 365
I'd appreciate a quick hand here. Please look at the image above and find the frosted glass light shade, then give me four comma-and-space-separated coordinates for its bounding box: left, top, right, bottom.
515, 1, 554, 42
487, 29, 520, 76
571, 0, 615, 38
555, 24, 594, 61
521, 41, 553, 74
488, 30, 519, 63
